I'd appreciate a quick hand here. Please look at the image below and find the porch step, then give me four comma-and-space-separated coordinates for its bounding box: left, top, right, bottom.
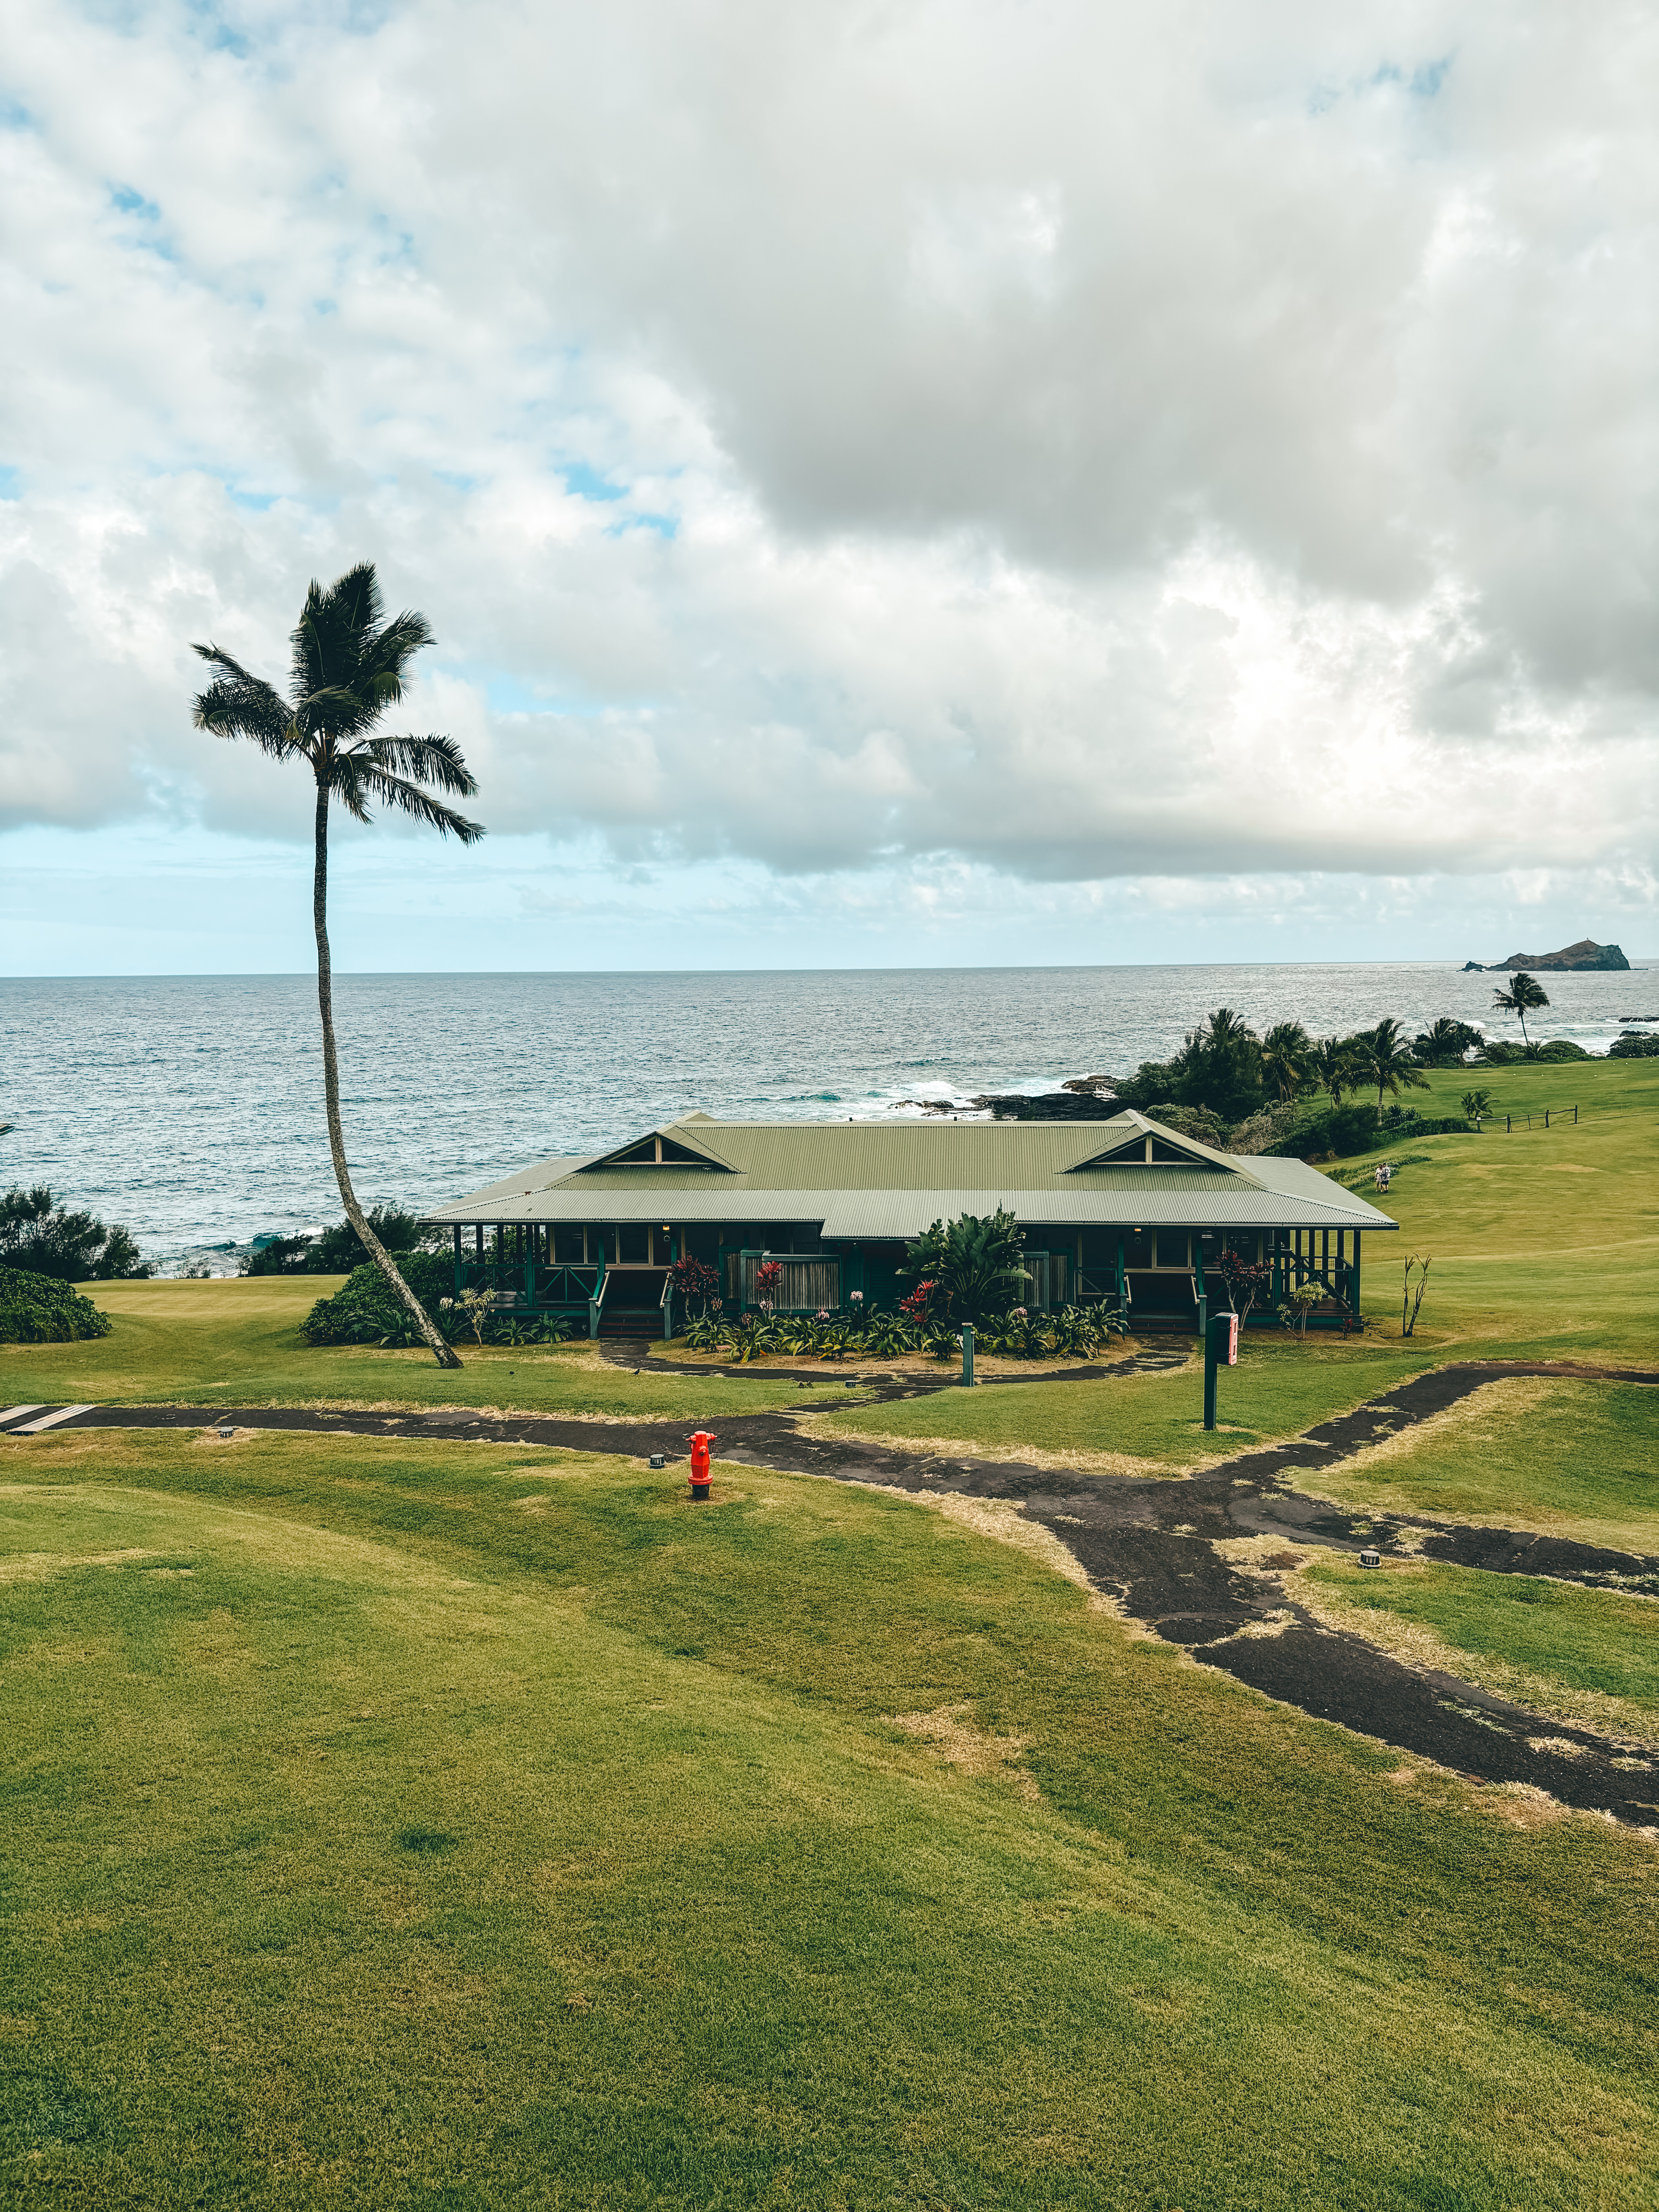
597, 1311, 661, 1340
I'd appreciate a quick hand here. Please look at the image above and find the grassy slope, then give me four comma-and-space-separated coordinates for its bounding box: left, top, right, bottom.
1295, 1377, 1659, 1556
0, 1276, 816, 1418
4, 1427, 1657, 2208
824, 1055, 1657, 1466
1302, 1550, 1659, 1740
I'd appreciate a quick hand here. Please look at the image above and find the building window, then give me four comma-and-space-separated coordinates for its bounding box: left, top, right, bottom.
553, 1227, 585, 1264
1155, 1229, 1189, 1269
1123, 1231, 1152, 1269
617, 1225, 650, 1266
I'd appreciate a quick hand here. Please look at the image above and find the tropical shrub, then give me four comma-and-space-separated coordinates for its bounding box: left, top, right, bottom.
1609, 1033, 1659, 1058
0, 1265, 114, 1343
1532, 1039, 1589, 1062
1224, 1103, 1297, 1156
1140, 1103, 1226, 1147
900, 1210, 1030, 1323
1216, 1254, 1275, 1328
669, 1255, 721, 1311
300, 1250, 453, 1347
0, 1185, 151, 1281
861, 1310, 920, 1357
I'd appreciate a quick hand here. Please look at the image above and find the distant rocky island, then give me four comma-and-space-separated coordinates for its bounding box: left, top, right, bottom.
1462, 937, 1630, 973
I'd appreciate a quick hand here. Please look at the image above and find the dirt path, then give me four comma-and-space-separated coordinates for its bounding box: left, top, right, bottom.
13, 1356, 1658, 1824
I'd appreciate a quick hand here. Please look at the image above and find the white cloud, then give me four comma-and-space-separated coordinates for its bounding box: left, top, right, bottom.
0, 0, 1654, 944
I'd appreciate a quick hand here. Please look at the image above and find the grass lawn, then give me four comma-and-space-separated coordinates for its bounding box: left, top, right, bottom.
1331, 1051, 1658, 1367
816, 1336, 1432, 1472
1295, 1377, 1659, 1557
1298, 1549, 1659, 1747
4, 1424, 1658, 2207
0, 1276, 817, 1419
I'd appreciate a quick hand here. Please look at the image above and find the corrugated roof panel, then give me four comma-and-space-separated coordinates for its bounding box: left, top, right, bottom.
642, 1116, 1147, 1189
426, 1182, 1392, 1234
422, 1115, 1397, 1233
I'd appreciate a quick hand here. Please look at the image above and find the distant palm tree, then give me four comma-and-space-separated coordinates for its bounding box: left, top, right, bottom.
1461, 1089, 1493, 1128
191, 563, 484, 1369
1412, 1016, 1480, 1067
1309, 1036, 1356, 1108
1491, 971, 1550, 1054
1259, 1021, 1313, 1104
1353, 1017, 1432, 1112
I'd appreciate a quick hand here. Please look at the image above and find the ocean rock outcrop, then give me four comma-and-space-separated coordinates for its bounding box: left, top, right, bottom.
1463, 938, 1630, 973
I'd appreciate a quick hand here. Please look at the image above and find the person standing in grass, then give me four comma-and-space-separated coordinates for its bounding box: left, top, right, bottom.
191, 563, 484, 1370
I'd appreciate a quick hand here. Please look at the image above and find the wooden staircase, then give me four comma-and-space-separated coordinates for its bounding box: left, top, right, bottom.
597, 1308, 660, 1343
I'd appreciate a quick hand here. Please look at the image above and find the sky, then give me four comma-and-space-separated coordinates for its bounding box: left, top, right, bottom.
1, 0, 1655, 974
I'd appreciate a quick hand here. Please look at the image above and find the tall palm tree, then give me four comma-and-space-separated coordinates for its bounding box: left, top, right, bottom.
1309, 1036, 1355, 1108
191, 563, 484, 1369
1491, 971, 1550, 1054
1259, 1020, 1312, 1104
1353, 1017, 1432, 1112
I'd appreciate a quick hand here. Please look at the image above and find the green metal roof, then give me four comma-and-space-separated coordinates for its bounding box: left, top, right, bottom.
426, 1113, 1397, 1235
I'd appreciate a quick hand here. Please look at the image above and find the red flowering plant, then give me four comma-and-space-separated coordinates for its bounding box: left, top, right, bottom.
753, 1258, 784, 1313
898, 1279, 940, 1317
669, 1255, 721, 1314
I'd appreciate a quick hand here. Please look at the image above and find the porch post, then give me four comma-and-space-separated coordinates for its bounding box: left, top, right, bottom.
1115, 1231, 1127, 1314
1352, 1231, 1362, 1319
453, 1224, 462, 1298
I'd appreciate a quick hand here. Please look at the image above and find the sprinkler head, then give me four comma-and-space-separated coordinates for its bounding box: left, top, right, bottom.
1358, 1549, 1381, 1569
649, 1453, 666, 1470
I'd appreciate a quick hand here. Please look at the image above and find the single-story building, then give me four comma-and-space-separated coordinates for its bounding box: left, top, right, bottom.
425, 1109, 1397, 1341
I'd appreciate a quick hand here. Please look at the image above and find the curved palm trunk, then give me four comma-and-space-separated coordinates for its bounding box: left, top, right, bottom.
313, 781, 463, 1369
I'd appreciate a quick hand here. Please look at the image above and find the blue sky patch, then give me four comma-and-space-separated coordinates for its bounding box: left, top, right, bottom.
110, 183, 161, 219
0, 465, 21, 500
562, 462, 625, 503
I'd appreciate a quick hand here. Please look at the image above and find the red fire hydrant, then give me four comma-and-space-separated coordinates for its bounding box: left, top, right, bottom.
687, 1431, 717, 1501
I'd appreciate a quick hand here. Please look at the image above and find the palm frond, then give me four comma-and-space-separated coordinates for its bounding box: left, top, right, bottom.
291, 564, 385, 700
359, 608, 437, 699
358, 733, 480, 797
350, 767, 486, 842
190, 648, 299, 754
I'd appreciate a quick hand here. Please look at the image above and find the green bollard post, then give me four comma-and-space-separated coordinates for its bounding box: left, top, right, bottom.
961, 1324, 975, 1387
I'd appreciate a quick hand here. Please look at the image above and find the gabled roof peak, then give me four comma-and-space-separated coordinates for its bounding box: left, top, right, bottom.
1063, 1111, 1265, 1186
575, 1123, 734, 1172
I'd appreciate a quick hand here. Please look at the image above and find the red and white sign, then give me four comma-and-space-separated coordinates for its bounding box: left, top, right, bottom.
1221, 1313, 1239, 1366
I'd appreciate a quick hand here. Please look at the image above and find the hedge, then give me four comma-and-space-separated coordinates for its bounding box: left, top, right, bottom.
300, 1251, 453, 1347
0, 1266, 115, 1344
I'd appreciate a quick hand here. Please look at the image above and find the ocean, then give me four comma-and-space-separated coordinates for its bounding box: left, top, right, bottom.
2, 962, 1650, 1273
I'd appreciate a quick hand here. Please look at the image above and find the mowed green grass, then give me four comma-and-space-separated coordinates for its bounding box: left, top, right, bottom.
1298, 1379, 1659, 1557
821, 1336, 1432, 1470
0, 1276, 817, 1418
4, 1425, 1657, 2208
1334, 1051, 1658, 1365
1303, 1550, 1659, 1738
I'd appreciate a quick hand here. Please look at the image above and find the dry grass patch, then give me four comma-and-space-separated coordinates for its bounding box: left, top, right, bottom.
800, 1413, 1189, 1480
884, 1705, 1042, 1803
